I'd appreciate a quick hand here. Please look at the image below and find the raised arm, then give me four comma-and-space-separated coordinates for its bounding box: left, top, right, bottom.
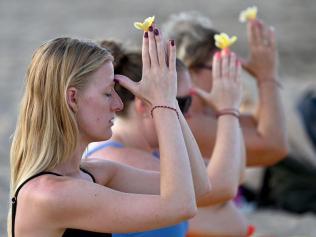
240, 19, 288, 166
190, 50, 245, 204
188, 20, 288, 167
40, 27, 196, 234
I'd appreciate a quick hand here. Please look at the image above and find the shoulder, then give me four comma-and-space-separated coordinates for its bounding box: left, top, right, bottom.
16, 174, 76, 229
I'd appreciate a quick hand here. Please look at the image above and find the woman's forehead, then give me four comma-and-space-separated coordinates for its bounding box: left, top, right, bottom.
89, 62, 114, 87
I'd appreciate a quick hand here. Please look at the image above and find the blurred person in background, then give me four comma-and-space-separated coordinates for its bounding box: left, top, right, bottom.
162, 11, 288, 236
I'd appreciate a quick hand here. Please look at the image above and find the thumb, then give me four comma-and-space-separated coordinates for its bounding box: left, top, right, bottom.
240, 57, 255, 77
191, 86, 209, 101
191, 86, 217, 110
114, 74, 139, 96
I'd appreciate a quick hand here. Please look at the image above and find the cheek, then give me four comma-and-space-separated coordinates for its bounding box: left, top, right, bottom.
82, 96, 109, 122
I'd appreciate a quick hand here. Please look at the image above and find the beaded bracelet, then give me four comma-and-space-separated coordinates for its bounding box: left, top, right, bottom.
215, 108, 240, 119
151, 105, 179, 119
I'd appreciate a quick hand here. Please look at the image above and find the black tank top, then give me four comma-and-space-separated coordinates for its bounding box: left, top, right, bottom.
11, 168, 112, 237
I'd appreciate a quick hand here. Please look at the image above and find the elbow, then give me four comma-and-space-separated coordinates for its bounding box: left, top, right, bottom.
197, 183, 238, 206
265, 142, 289, 166
182, 204, 198, 220
248, 140, 290, 167
175, 200, 197, 221
170, 196, 198, 220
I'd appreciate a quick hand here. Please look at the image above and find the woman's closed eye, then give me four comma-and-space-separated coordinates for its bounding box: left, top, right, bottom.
104, 90, 113, 97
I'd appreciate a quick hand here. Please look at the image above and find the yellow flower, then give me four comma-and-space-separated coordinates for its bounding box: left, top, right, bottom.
239, 6, 258, 23
134, 16, 155, 31
214, 33, 238, 50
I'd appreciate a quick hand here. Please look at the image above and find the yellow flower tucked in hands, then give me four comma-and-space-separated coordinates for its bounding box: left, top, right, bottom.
214, 33, 238, 50
239, 6, 258, 23
134, 16, 155, 31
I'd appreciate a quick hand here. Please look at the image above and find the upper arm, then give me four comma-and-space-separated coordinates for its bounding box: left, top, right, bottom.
82, 158, 160, 195
45, 178, 185, 233
240, 114, 287, 166
188, 112, 286, 166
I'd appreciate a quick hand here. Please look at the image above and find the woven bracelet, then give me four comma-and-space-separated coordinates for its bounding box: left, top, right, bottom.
215, 108, 240, 119
151, 105, 179, 119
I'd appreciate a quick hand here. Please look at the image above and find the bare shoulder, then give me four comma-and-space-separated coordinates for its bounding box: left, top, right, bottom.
88, 146, 160, 171
16, 174, 76, 231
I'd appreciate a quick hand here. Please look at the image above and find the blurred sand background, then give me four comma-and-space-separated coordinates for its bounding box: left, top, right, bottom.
0, 0, 316, 236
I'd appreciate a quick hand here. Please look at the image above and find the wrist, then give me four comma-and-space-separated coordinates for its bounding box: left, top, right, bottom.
151, 105, 180, 119
257, 78, 282, 89
215, 108, 240, 120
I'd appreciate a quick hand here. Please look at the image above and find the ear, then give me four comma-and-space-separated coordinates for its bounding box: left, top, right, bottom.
134, 97, 151, 117
66, 87, 79, 113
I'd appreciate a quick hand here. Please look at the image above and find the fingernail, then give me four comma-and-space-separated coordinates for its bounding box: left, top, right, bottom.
189, 88, 196, 96
114, 78, 120, 84
154, 29, 159, 36
144, 32, 148, 38
215, 52, 221, 59
222, 48, 230, 55
170, 39, 175, 46
149, 26, 153, 32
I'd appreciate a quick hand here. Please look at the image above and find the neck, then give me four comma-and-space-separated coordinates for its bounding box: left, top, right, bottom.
111, 116, 153, 152
51, 138, 87, 176
190, 71, 209, 113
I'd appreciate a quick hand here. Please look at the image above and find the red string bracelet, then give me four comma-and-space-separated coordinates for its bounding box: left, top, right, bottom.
215, 108, 240, 119
151, 105, 179, 119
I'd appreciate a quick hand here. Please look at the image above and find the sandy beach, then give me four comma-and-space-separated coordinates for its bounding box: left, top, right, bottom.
1, 0, 316, 236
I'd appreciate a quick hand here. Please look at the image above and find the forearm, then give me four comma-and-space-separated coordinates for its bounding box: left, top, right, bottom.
153, 107, 196, 208
250, 80, 288, 164
207, 115, 244, 203
177, 105, 212, 206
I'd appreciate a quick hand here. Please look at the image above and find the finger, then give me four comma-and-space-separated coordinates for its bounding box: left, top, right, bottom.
154, 28, 166, 66
248, 20, 258, 46
235, 60, 242, 82
114, 74, 138, 96
254, 20, 263, 46
142, 31, 150, 70
192, 86, 209, 99
148, 26, 159, 67
221, 49, 229, 80
268, 26, 276, 50
212, 51, 221, 81
229, 52, 237, 80
256, 19, 265, 45
168, 39, 176, 73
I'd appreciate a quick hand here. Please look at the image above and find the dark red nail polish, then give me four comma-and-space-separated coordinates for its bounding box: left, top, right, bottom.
154, 29, 159, 36
149, 26, 153, 32
114, 78, 119, 84
144, 32, 148, 38
170, 39, 175, 46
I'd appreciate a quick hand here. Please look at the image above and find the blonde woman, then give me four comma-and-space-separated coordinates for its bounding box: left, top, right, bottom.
8, 28, 206, 237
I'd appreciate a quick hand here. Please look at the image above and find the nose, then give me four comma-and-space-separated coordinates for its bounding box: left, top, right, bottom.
111, 90, 124, 112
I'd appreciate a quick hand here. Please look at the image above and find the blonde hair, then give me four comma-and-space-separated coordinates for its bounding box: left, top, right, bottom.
162, 11, 219, 69
8, 37, 113, 235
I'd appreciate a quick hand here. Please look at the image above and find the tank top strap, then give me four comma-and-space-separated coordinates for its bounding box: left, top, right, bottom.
80, 167, 96, 183
11, 171, 62, 237
85, 141, 124, 157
